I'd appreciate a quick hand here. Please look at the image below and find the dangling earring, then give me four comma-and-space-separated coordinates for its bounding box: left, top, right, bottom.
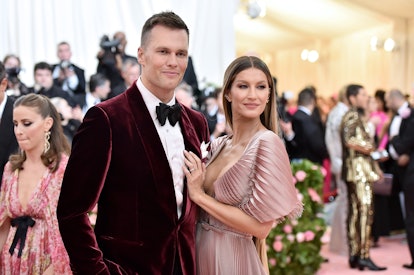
44, 131, 51, 154
225, 95, 231, 102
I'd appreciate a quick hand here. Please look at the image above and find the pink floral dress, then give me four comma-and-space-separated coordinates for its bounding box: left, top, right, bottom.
0, 154, 72, 274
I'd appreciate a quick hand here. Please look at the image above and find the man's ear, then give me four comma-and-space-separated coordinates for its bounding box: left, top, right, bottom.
0, 78, 8, 92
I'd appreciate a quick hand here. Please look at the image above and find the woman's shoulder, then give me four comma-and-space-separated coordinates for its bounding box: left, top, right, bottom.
250, 129, 281, 148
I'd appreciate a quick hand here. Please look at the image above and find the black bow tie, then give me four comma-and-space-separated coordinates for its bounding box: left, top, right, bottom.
156, 102, 181, 126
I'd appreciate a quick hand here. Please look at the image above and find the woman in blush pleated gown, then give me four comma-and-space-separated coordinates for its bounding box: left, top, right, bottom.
183, 56, 303, 275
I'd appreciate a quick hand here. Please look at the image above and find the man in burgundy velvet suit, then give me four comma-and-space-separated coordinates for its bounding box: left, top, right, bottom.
57, 12, 209, 274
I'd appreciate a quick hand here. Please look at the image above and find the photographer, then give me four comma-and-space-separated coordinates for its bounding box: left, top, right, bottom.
3, 54, 29, 99
52, 41, 86, 96
96, 31, 137, 89
29, 61, 76, 107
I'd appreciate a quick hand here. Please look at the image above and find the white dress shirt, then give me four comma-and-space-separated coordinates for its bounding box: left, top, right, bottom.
53, 65, 79, 93
389, 102, 409, 160
137, 78, 185, 218
0, 93, 7, 122
82, 92, 101, 115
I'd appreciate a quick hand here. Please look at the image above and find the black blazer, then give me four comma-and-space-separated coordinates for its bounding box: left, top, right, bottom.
285, 109, 328, 164
52, 63, 86, 95
390, 106, 414, 189
0, 96, 18, 183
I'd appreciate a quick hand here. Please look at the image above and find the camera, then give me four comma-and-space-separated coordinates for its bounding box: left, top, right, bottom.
100, 35, 121, 52
6, 67, 21, 85
60, 60, 74, 71
99, 35, 121, 66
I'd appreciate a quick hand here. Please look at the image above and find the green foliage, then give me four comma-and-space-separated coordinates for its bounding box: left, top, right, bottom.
267, 159, 327, 275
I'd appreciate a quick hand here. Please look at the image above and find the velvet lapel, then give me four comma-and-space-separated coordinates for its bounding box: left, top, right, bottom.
125, 85, 177, 219
178, 106, 202, 220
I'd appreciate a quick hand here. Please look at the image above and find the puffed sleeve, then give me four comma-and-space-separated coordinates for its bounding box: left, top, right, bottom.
239, 131, 303, 224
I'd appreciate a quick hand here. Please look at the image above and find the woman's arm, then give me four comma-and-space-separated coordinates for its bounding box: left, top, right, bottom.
183, 150, 273, 239
0, 217, 11, 252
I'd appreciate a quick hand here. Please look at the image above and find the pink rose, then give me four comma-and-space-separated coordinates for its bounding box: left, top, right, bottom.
291, 219, 298, 226
283, 224, 292, 234
296, 232, 305, 243
311, 165, 318, 170
295, 170, 307, 181
320, 166, 327, 177
297, 192, 304, 202
308, 188, 322, 203
321, 232, 330, 244
304, 230, 315, 241
275, 235, 283, 241
287, 234, 295, 242
286, 256, 291, 264
273, 240, 283, 252
268, 258, 277, 266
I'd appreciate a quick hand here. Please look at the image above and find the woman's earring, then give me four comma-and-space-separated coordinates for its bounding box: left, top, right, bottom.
44, 131, 51, 154
225, 95, 231, 102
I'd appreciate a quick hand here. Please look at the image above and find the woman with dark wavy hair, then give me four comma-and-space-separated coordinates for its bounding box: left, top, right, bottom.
0, 94, 71, 274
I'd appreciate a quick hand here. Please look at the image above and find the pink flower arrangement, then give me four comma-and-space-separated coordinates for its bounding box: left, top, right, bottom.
296, 232, 305, 243
283, 224, 292, 234
267, 159, 326, 274
320, 166, 327, 177
268, 258, 277, 266
273, 240, 283, 252
295, 170, 307, 181
297, 191, 304, 202
308, 187, 322, 203
304, 230, 315, 241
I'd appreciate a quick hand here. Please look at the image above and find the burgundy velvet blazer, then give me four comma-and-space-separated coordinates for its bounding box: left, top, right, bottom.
57, 82, 209, 275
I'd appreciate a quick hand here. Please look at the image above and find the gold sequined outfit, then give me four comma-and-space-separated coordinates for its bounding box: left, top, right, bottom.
341, 108, 381, 259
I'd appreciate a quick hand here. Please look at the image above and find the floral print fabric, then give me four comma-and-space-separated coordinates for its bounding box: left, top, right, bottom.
0, 155, 72, 274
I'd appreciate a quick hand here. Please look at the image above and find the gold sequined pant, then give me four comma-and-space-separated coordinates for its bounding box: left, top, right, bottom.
346, 180, 374, 259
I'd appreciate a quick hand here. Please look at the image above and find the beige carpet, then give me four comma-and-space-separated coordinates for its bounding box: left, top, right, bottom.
318, 231, 412, 274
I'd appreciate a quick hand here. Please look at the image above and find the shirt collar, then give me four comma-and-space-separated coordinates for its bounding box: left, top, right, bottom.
397, 101, 409, 116
0, 93, 7, 120
137, 77, 176, 122
86, 92, 100, 106
298, 105, 312, 116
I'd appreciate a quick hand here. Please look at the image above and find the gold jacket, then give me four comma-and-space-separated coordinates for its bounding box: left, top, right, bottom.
341, 108, 381, 183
